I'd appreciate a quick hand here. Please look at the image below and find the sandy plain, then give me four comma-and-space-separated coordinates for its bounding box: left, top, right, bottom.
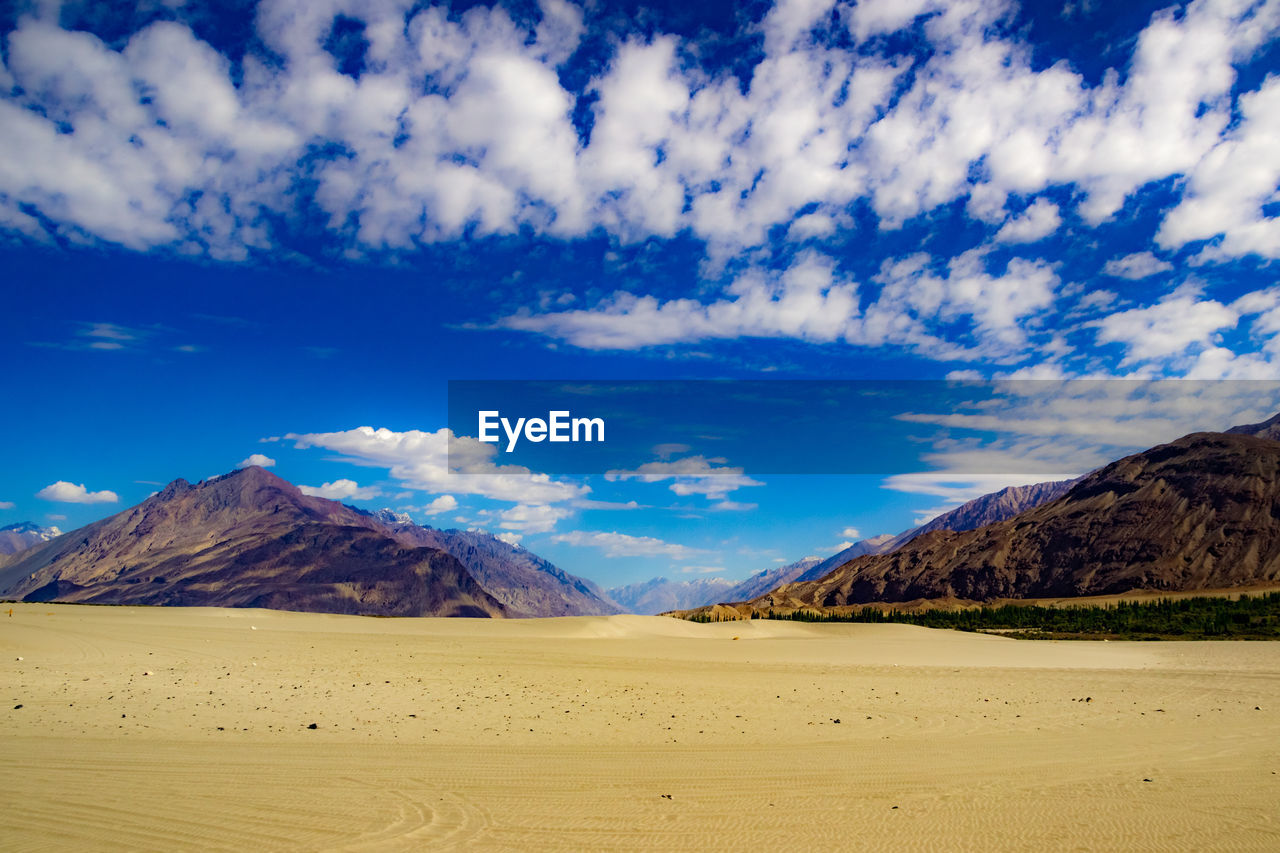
2, 602, 1279, 851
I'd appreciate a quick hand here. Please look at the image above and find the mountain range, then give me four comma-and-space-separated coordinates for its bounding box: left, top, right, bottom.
615, 477, 1080, 612
606, 557, 829, 614
747, 428, 1280, 612
0, 467, 612, 618
6, 413, 1280, 619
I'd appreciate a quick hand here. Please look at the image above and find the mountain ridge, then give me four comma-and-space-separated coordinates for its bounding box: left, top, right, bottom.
0, 467, 505, 618
747, 430, 1280, 611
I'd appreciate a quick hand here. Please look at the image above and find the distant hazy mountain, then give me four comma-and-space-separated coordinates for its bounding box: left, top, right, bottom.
795, 479, 1080, 585
608, 556, 828, 614
607, 576, 737, 615
1228, 411, 1280, 441
794, 535, 897, 584
0, 467, 505, 618
720, 556, 825, 602
0, 522, 62, 556
363, 512, 621, 618
755, 430, 1280, 609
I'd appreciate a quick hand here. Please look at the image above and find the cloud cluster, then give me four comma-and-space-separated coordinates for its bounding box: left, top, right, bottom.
3, 0, 1279, 376
505, 249, 1061, 362
605, 454, 763, 505
36, 481, 119, 504
2, 0, 1275, 260
282, 425, 592, 532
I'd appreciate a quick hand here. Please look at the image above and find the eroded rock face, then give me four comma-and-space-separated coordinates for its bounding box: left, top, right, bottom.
757, 432, 1280, 609
0, 466, 505, 618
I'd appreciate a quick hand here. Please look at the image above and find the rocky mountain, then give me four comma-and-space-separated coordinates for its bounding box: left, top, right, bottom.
364, 513, 621, 617
607, 575, 736, 615
0, 467, 505, 618
751, 431, 1280, 611
0, 522, 62, 556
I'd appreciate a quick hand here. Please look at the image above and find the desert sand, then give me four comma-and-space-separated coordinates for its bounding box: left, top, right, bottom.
3, 603, 1279, 851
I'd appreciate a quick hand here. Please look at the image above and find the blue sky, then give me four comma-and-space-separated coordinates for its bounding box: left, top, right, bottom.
2, 0, 1280, 587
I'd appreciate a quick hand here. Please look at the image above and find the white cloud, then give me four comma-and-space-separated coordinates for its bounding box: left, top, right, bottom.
422, 494, 458, 516
298, 479, 381, 501
549, 529, 701, 559
495, 531, 523, 546
502, 249, 1059, 359
497, 503, 572, 533
606, 455, 763, 502
36, 481, 119, 504
0, 0, 1271, 269
1157, 75, 1280, 260
0, 500, 14, 509
1093, 285, 1237, 365
283, 426, 588, 506
1, 0, 1278, 376
993, 199, 1061, 244
238, 453, 277, 468
1102, 251, 1174, 280
502, 253, 862, 349
839, 526, 860, 539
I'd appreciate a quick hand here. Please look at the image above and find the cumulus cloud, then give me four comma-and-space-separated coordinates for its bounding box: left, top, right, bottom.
549, 530, 701, 559
497, 503, 572, 533
1093, 285, 1237, 366
1158, 76, 1280, 260
0, 0, 1273, 266
1103, 252, 1174, 280
993, 199, 1061, 244
0, 500, 15, 510
501, 249, 1060, 359
36, 481, 119, 504
422, 494, 458, 516
238, 453, 277, 468
298, 479, 381, 500
2, 0, 1279, 376
839, 526, 861, 539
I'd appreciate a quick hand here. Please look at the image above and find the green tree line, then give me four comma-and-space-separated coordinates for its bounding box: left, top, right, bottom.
684, 592, 1280, 639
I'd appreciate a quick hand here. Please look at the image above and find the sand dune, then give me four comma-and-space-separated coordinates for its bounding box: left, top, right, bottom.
4, 603, 1280, 850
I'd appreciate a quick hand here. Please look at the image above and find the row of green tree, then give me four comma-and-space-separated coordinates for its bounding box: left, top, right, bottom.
685, 592, 1280, 639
